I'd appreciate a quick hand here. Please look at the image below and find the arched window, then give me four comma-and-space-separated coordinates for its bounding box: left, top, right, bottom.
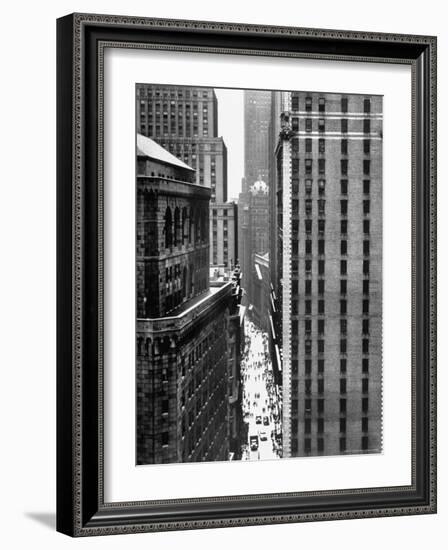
164, 207, 172, 248
201, 209, 207, 243
195, 210, 201, 242
173, 207, 180, 246
182, 207, 188, 244
189, 208, 194, 244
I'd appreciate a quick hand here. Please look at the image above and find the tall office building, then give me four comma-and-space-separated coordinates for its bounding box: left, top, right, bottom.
244, 90, 272, 186
276, 92, 383, 458
136, 134, 239, 464
136, 84, 235, 269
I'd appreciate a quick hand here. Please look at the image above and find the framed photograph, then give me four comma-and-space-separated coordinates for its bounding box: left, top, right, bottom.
57, 13, 437, 536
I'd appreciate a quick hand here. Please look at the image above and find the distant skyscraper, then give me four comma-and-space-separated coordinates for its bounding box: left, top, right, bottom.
276, 91, 383, 458
244, 90, 272, 187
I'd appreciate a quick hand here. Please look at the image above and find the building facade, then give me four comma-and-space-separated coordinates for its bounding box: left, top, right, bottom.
136, 134, 238, 464
277, 92, 383, 458
210, 201, 238, 269
244, 90, 272, 187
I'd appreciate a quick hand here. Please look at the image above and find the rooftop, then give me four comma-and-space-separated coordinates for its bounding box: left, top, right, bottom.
137, 134, 195, 172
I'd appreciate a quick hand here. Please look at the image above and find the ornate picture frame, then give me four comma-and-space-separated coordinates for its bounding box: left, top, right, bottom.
57, 13, 437, 536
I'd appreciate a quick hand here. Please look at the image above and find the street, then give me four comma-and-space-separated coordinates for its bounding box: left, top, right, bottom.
240, 317, 282, 461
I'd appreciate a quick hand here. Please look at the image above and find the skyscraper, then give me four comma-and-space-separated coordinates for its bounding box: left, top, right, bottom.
276, 92, 383, 458
244, 90, 272, 187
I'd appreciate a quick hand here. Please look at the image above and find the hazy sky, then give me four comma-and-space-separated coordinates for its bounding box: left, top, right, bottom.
215, 88, 244, 201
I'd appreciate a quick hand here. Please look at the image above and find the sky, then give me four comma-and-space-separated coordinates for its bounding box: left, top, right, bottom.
215, 88, 244, 201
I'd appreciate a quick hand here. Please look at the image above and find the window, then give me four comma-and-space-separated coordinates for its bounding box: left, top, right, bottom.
364, 98, 371, 113
340, 437, 347, 452
318, 279, 325, 295
317, 399, 324, 414
362, 219, 369, 235
318, 339, 324, 354
318, 118, 325, 132
318, 418, 324, 434
318, 379, 324, 394
340, 299, 347, 315
318, 359, 325, 373
305, 378, 312, 394
340, 398, 347, 414
341, 159, 348, 175
363, 159, 370, 175
341, 118, 348, 133
304, 438, 312, 454
162, 432, 169, 446
162, 400, 169, 414
340, 280, 347, 295
363, 118, 371, 133
291, 117, 299, 131
340, 358, 347, 373
340, 339, 347, 354
305, 96, 312, 111
363, 260, 370, 275
318, 300, 325, 314
305, 300, 312, 315
292, 138, 299, 153
363, 240, 370, 256
362, 417, 369, 432
341, 139, 348, 155
318, 97, 325, 112
363, 299, 369, 314
318, 179, 326, 196
362, 397, 369, 413
305, 280, 312, 295
340, 240, 348, 255
341, 219, 348, 234
340, 318, 347, 334
291, 94, 299, 111
319, 138, 325, 153
304, 418, 311, 434
340, 417, 347, 433
362, 358, 369, 373
362, 378, 369, 393
305, 259, 312, 273
362, 338, 369, 354
363, 280, 369, 294
305, 399, 312, 413
317, 437, 324, 453
305, 138, 312, 152
318, 199, 325, 216
318, 239, 325, 255
318, 318, 325, 334
305, 158, 313, 174
305, 239, 312, 254
363, 319, 369, 334
341, 97, 348, 113
305, 359, 312, 375
363, 179, 370, 194
305, 179, 313, 195
340, 378, 347, 394
305, 219, 312, 234
305, 199, 312, 215
341, 179, 348, 195
305, 118, 312, 132
304, 319, 312, 335
318, 159, 325, 174
340, 260, 347, 275
341, 199, 348, 215
318, 260, 325, 275
318, 219, 325, 234
292, 158, 299, 174
364, 139, 370, 154
363, 200, 370, 214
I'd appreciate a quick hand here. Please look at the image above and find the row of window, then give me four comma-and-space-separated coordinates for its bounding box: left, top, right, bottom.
293, 138, 372, 154
291, 117, 372, 134
294, 396, 370, 416
296, 316, 370, 335
139, 88, 210, 99
291, 95, 371, 114
290, 357, 370, 375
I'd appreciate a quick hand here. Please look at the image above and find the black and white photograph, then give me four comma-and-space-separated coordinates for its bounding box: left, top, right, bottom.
135, 84, 383, 465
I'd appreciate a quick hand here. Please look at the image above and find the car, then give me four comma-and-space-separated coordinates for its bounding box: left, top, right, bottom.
259, 431, 268, 441
249, 435, 259, 451
263, 416, 270, 426
255, 415, 262, 424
